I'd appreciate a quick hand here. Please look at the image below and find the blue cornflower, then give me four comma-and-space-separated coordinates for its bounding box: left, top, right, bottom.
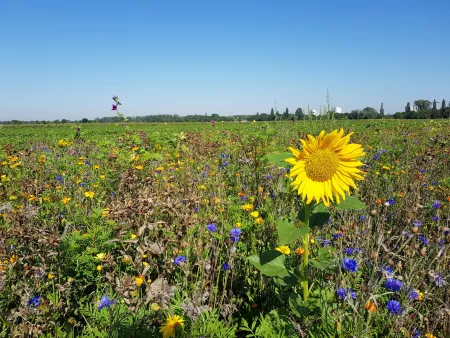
56, 175, 63, 181
27, 295, 41, 307
433, 273, 446, 287
408, 289, 419, 300
411, 328, 421, 338
344, 248, 355, 255
240, 196, 247, 201
230, 228, 242, 243
222, 161, 229, 167
230, 228, 242, 237
386, 300, 402, 314
85, 161, 91, 165
412, 220, 422, 227
98, 295, 115, 310
385, 278, 402, 292
284, 167, 290, 174
418, 236, 429, 245
174, 256, 186, 265
222, 263, 230, 270
322, 240, 332, 247
265, 174, 272, 179
382, 266, 394, 276
337, 287, 357, 301
342, 258, 358, 272
269, 192, 275, 199
433, 201, 440, 209
372, 154, 380, 161
433, 216, 439, 221
333, 232, 343, 239
432, 181, 438, 185
359, 215, 366, 221
388, 198, 395, 206
419, 169, 425, 173
206, 223, 218, 232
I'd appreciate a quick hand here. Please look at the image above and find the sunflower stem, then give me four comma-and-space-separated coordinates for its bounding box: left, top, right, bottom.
302, 203, 311, 301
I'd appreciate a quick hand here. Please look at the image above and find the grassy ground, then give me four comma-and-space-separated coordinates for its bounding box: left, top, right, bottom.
0, 119, 449, 337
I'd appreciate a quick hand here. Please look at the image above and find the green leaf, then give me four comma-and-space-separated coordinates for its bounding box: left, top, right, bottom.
298, 203, 330, 227
310, 247, 336, 271
289, 293, 315, 317
273, 268, 302, 286
265, 152, 292, 168
248, 250, 288, 277
334, 196, 366, 211
277, 220, 309, 245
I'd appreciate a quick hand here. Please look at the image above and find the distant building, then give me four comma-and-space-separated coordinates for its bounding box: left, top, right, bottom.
333, 107, 342, 114
311, 109, 318, 115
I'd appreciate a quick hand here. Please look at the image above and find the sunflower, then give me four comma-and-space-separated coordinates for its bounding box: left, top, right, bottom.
286, 129, 365, 206
160, 314, 184, 338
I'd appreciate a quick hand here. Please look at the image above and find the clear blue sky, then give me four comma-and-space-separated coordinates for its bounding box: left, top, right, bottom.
1, 0, 449, 121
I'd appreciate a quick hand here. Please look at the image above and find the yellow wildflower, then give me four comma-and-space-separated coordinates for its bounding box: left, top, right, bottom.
136, 276, 144, 287
84, 191, 95, 199
160, 314, 184, 338
250, 211, 259, 218
276, 246, 291, 255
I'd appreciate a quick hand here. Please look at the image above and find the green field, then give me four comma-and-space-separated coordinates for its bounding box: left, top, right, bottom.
1, 120, 449, 337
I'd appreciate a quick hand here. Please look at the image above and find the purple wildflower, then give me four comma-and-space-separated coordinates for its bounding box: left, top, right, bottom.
206, 223, 218, 232
385, 278, 402, 292
174, 256, 186, 265
27, 295, 41, 308
386, 300, 402, 314
98, 295, 115, 310
342, 258, 358, 272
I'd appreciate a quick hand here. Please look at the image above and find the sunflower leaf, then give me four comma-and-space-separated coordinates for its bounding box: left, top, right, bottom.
265, 152, 292, 168
298, 203, 330, 228
335, 196, 366, 211
248, 250, 288, 277
277, 220, 309, 245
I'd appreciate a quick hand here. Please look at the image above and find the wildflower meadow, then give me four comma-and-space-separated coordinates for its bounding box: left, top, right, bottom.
0, 117, 449, 337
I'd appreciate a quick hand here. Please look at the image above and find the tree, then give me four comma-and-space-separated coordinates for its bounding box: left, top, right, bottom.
432, 99, 437, 110
414, 100, 431, 111
361, 107, 379, 119
442, 99, 446, 110
270, 108, 275, 121
295, 108, 304, 120
380, 102, 385, 116
283, 108, 289, 119
81, 118, 89, 123
405, 102, 411, 113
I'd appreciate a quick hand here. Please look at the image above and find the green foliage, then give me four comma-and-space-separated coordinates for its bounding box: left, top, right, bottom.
240, 309, 298, 338
248, 250, 288, 277
264, 152, 292, 168
334, 195, 366, 210
191, 309, 237, 337
277, 220, 309, 245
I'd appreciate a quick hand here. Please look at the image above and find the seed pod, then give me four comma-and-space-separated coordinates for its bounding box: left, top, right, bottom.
370, 209, 377, 216
396, 262, 402, 270
371, 251, 379, 259
420, 248, 427, 256
412, 226, 419, 233
388, 259, 394, 265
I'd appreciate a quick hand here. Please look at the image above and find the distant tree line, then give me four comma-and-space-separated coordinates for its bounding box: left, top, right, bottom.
392, 99, 450, 119
1, 98, 449, 124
